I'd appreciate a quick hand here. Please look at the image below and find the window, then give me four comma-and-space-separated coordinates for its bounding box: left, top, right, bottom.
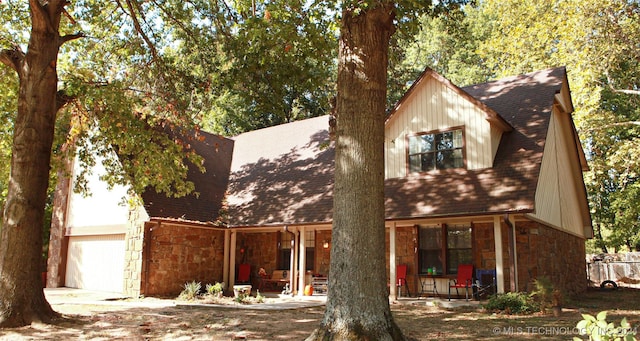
277, 231, 315, 271
418, 224, 472, 275
408, 128, 464, 173
277, 232, 293, 269
304, 230, 315, 271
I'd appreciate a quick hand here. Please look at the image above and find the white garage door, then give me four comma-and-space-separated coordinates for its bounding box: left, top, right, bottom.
66, 234, 125, 293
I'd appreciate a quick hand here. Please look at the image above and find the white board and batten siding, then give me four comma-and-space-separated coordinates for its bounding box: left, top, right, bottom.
64, 153, 145, 293
385, 75, 501, 179
533, 106, 589, 238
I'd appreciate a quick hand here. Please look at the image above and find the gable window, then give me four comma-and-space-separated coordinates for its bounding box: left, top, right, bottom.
408, 128, 464, 173
418, 224, 472, 275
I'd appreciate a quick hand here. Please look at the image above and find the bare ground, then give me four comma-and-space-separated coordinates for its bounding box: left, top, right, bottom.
1, 288, 639, 340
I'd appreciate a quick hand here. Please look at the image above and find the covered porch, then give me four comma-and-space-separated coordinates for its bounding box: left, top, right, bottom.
222, 214, 523, 299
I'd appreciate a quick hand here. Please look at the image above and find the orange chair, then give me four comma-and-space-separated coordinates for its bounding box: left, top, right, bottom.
237, 263, 251, 284
448, 264, 473, 301
397, 264, 411, 297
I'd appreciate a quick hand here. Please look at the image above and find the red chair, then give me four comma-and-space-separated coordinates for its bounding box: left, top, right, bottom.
448, 264, 473, 301
237, 263, 251, 284
397, 264, 411, 297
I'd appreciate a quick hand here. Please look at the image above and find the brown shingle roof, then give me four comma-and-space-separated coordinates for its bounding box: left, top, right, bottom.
225, 67, 568, 226
142, 130, 234, 224
226, 116, 334, 227
384, 67, 567, 220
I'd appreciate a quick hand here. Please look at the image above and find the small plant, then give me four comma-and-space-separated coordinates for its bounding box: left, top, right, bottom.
531, 277, 563, 314
255, 290, 264, 303
483, 292, 539, 315
205, 282, 224, 298
178, 281, 201, 301
234, 292, 249, 304
573, 311, 638, 341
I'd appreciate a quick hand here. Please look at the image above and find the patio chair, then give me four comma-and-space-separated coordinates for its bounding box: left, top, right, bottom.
448, 264, 473, 301
474, 269, 496, 299
397, 264, 411, 297
236, 263, 251, 284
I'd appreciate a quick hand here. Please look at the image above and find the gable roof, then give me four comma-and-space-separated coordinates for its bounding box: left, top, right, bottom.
385, 67, 568, 220
223, 67, 570, 227
386, 68, 514, 132
141, 129, 234, 224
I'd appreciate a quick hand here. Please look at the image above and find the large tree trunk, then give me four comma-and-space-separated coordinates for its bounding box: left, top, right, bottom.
307, 3, 404, 340
0, 0, 63, 327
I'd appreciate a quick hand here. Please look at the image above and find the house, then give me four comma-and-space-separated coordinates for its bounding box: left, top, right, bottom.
47, 66, 592, 298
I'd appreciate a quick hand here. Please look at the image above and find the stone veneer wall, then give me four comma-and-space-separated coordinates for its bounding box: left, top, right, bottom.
514, 221, 587, 295
314, 230, 332, 276
473, 220, 587, 295
385, 226, 418, 294
140, 222, 225, 297
473, 223, 512, 289
236, 232, 278, 286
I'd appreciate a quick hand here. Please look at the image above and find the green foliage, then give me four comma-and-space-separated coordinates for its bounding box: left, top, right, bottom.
573, 311, 638, 341
255, 290, 264, 304
484, 292, 539, 315
530, 277, 563, 313
178, 281, 201, 301
205, 282, 224, 297
234, 292, 249, 304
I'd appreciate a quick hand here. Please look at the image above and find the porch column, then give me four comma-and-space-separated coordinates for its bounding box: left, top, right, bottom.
298, 226, 306, 297
229, 231, 237, 288
288, 227, 298, 295
223, 229, 230, 287
493, 216, 505, 293
506, 215, 519, 292
389, 223, 397, 299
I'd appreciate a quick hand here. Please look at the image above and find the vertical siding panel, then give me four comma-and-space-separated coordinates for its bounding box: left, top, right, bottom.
384, 75, 499, 178
534, 115, 561, 226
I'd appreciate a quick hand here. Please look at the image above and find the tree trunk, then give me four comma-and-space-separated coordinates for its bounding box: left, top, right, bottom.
307, 3, 404, 340
0, 0, 63, 327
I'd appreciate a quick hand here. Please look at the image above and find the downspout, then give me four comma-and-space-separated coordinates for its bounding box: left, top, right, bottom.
503, 214, 518, 292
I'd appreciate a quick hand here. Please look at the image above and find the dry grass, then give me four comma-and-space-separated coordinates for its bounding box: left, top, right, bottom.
1, 288, 638, 340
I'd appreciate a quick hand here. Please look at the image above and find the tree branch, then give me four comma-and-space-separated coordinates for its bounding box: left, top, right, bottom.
605, 72, 640, 96
59, 32, 85, 47
587, 121, 640, 132
122, 0, 160, 62
56, 90, 76, 112
614, 89, 640, 96
0, 44, 26, 77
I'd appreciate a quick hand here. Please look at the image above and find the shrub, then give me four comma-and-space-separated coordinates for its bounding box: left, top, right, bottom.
178, 281, 201, 301
234, 292, 249, 304
205, 282, 224, 298
484, 292, 539, 314
531, 277, 563, 313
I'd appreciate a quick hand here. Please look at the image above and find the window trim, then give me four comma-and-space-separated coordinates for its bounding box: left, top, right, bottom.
406, 126, 466, 174
417, 223, 473, 276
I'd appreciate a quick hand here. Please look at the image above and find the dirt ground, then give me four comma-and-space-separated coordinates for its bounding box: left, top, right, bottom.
1, 288, 639, 340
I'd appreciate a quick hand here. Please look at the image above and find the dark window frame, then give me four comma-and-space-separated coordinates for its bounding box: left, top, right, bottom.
406, 126, 466, 174
417, 223, 473, 276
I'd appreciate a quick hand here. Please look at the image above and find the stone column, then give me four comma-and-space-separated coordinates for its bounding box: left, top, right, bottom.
122, 206, 146, 297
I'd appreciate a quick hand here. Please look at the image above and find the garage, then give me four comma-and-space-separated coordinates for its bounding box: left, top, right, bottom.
65, 234, 126, 293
